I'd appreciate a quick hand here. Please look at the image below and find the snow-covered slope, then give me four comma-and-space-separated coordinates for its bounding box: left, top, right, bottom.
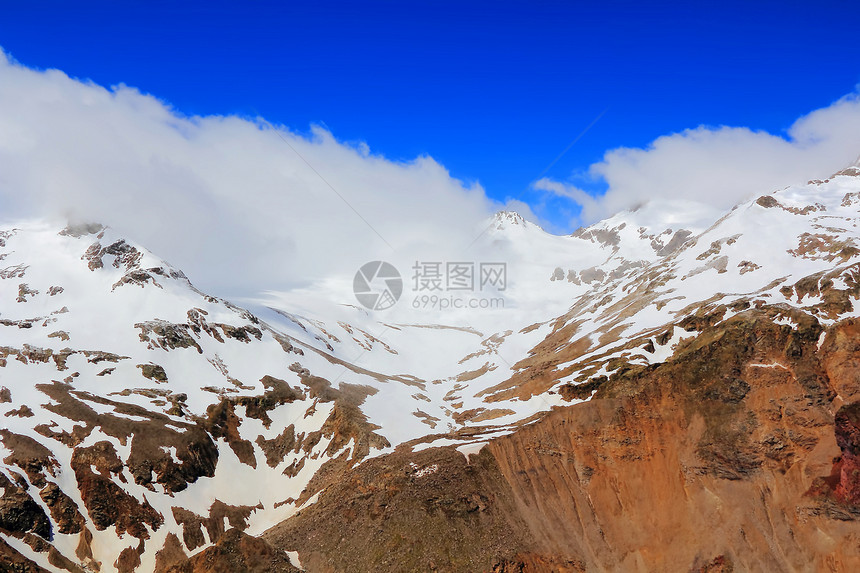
3, 159, 860, 571
0, 223, 403, 571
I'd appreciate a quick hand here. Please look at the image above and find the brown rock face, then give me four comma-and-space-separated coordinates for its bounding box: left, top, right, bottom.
265, 446, 535, 573
808, 401, 860, 512
833, 403, 860, 505
70, 441, 163, 538
264, 309, 860, 572
171, 501, 262, 552
114, 542, 143, 573
0, 472, 51, 540
36, 380, 219, 495
154, 533, 188, 573
0, 536, 51, 572
163, 529, 300, 573
0, 430, 59, 488
39, 483, 84, 535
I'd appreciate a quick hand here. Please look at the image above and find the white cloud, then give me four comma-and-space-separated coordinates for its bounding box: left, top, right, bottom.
4, 48, 860, 303
536, 91, 860, 225
0, 50, 499, 298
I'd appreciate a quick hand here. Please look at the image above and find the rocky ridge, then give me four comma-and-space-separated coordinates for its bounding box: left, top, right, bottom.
3, 160, 860, 571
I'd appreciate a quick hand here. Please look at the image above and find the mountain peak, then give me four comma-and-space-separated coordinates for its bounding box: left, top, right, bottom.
6, 165, 860, 571
830, 154, 860, 178
492, 210, 528, 227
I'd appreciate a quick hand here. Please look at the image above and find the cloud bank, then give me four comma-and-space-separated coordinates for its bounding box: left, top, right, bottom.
536, 91, 860, 225
3, 49, 860, 301
0, 50, 498, 297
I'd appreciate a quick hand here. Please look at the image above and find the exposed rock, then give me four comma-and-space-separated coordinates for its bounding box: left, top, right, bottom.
737, 259, 761, 274
452, 407, 515, 424
298, 377, 390, 460
37, 381, 219, 494
491, 555, 585, 572
0, 536, 52, 572
264, 309, 860, 572
4, 405, 34, 418
696, 235, 740, 260
154, 533, 188, 573
21, 532, 86, 573
236, 375, 304, 428
47, 330, 70, 341
571, 225, 622, 248
578, 266, 605, 284
171, 501, 262, 552
692, 555, 734, 573
112, 268, 163, 290
788, 232, 860, 262
557, 376, 605, 401
652, 229, 693, 256
39, 483, 84, 535
756, 195, 780, 208
164, 528, 300, 573
16, 283, 38, 302
114, 542, 144, 573
264, 447, 533, 573
135, 310, 264, 355
0, 430, 58, 487
135, 319, 203, 353
686, 254, 729, 276
83, 239, 143, 272
256, 426, 296, 468
70, 441, 163, 538
0, 264, 28, 279
0, 472, 51, 539
201, 399, 257, 468
807, 401, 860, 512
835, 165, 860, 178
137, 362, 168, 382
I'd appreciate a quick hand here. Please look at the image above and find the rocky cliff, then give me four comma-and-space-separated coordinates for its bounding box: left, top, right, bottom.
264, 307, 860, 571
4, 164, 860, 571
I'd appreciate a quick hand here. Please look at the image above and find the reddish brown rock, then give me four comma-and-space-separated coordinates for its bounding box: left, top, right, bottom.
154, 533, 188, 573
263, 309, 860, 572
164, 529, 299, 573
70, 441, 163, 538
0, 430, 58, 488
171, 501, 262, 552
0, 472, 51, 540
37, 381, 218, 494
0, 536, 51, 572
114, 541, 143, 573
39, 483, 84, 535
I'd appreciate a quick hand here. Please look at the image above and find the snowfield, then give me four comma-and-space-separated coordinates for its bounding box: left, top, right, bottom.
2, 160, 860, 570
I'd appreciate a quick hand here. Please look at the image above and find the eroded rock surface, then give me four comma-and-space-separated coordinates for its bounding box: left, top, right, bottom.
264, 309, 860, 572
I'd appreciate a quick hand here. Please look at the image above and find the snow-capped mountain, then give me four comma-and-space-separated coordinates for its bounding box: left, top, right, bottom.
2, 159, 860, 571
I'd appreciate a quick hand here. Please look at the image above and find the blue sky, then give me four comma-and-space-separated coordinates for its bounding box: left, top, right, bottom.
2, 0, 860, 231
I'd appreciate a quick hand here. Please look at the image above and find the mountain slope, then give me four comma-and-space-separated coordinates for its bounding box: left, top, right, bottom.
0, 223, 397, 571
262, 162, 860, 571
266, 307, 860, 571
2, 160, 860, 571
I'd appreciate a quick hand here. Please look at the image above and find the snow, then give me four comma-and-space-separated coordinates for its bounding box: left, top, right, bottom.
4, 164, 860, 569
286, 550, 304, 570
748, 362, 789, 370
456, 441, 488, 461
